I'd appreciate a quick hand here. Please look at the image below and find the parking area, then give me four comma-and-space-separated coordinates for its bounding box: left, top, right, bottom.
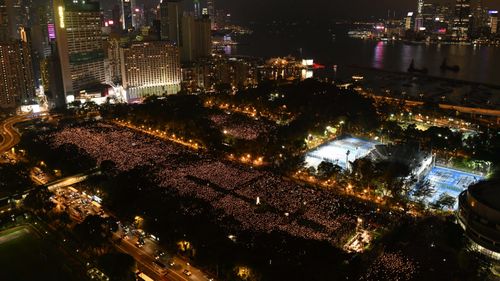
51, 186, 104, 222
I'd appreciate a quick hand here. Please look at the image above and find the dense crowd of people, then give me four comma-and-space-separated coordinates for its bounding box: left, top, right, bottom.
361, 251, 418, 281
210, 113, 276, 140
40, 122, 392, 246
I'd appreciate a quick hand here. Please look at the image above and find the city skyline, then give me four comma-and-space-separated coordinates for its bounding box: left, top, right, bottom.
216, 0, 500, 21
0, 0, 500, 280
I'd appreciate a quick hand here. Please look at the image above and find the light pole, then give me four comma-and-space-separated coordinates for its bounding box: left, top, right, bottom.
346, 150, 351, 171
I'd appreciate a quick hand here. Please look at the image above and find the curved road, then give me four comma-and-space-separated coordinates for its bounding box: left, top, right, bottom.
0, 115, 28, 154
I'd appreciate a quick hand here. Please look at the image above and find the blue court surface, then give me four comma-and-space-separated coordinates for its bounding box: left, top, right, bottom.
305, 137, 379, 169
423, 166, 483, 208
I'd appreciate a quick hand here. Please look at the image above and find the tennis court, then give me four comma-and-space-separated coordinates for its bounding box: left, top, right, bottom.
423, 166, 483, 208
305, 137, 379, 169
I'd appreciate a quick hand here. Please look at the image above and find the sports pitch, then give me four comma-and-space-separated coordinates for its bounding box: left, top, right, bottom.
423, 166, 483, 208
0, 225, 79, 281
305, 137, 379, 169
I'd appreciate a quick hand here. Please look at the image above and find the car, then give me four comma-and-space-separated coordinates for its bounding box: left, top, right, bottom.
183, 269, 192, 276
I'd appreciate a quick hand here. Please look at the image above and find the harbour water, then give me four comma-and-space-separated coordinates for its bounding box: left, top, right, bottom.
230, 24, 500, 86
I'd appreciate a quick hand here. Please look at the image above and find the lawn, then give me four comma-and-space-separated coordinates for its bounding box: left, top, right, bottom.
0, 225, 81, 281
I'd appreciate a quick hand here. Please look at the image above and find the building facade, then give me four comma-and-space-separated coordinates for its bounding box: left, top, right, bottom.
458, 180, 500, 259
120, 41, 181, 100
452, 0, 471, 41
0, 40, 36, 108
53, 0, 105, 100
160, 0, 183, 44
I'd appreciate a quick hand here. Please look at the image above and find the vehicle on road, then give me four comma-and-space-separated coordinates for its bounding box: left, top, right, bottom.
153, 260, 167, 273
137, 272, 154, 281
183, 269, 193, 276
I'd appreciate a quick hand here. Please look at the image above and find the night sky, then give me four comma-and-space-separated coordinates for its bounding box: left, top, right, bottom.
110, 0, 500, 22
215, 0, 500, 21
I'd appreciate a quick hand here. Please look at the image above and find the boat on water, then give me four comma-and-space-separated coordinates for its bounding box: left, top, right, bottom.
440, 58, 460, 72
407, 59, 428, 74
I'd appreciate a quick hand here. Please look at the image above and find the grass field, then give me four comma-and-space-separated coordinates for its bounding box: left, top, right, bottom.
0, 225, 80, 281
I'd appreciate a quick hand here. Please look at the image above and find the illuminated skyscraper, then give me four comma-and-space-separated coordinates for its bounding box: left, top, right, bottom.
452, 0, 471, 41
0, 0, 29, 41
160, 0, 183, 44
207, 0, 215, 28
417, 0, 424, 15
194, 0, 201, 18
0, 0, 8, 41
53, 0, 105, 99
489, 10, 498, 34
119, 41, 181, 100
181, 13, 211, 62
121, 0, 133, 31
0, 40, 36, 108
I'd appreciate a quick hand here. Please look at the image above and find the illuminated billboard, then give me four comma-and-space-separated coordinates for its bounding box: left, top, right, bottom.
48, 23, 56, 39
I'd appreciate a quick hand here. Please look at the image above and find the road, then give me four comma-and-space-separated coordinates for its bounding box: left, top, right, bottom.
117, 235, 209, 281
0, 115, 29, 154
49, 182, 211, 281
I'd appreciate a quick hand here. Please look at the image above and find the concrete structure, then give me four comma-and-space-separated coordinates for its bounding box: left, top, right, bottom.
452, 0, 471, 41
207, 0, 215, 29
489, 10, 498, 34
121, 0, 133, 31
119, 41, 181, 100
53, 0, 105, 100
160, 0, 183, 44
0, 40, 36, 108
458, 180, 500, 259
181, 14, 211, 62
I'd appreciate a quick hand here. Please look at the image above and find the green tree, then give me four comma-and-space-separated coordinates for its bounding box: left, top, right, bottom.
433, 193, 456, 210
413, 180, 435, 203
23, 187, 55, 213
98, 252, 137, 281
75, 215, 117, 254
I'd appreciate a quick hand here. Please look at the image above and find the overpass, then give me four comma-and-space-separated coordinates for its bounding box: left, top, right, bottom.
0, 115, 30, 154
370, 95, 500, 124
0, 168, 101, 205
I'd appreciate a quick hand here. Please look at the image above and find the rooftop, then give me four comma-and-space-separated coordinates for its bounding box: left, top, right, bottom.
469, 179, 500, 212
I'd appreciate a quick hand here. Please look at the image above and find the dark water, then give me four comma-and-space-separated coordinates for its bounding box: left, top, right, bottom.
229, 24, 500, 86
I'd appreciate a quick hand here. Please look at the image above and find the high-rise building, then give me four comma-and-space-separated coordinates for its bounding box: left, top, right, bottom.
17, 28, 36, 104
0, 0, 29, 41
207, 0, 215, 29
30, 1, 55, 58
121, 0, 133, 31
132, 3, 145, 30
417, 0, 424, 15
0, 40, 36, 108
471, 0, 489, 38
181, 13, 211, 62
105, 37, 122, 84
111, 4, 121, 32
405, 12, 414, 31
119, 41, 181, 100
458, 180, 500, 259
196, 14, 211, 58
489, 10, 499, 34
452, 0, 471, 41
53, 0, 105, 99
160, 0, 183, 44
421, 3, 436, 32
6, 0, 27, 40
0, 0, 8, 41
193, 0, 201, 18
